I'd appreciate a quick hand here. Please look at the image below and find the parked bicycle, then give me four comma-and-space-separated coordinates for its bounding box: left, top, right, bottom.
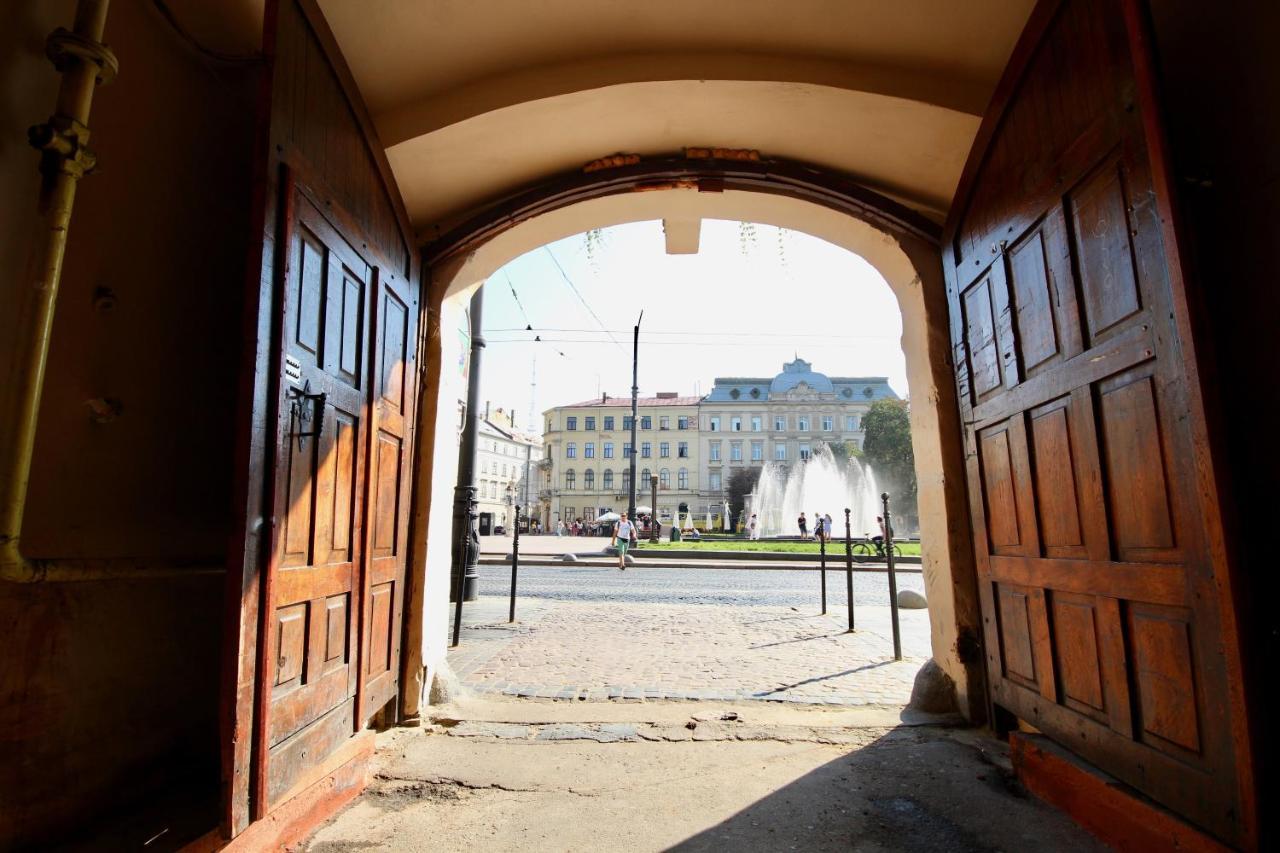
851, 534, 902, 560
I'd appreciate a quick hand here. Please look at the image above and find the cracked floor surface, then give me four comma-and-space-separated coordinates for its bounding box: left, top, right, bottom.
302, 698, 1106, 852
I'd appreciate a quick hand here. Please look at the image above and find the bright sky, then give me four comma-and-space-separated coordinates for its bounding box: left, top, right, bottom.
479, 219, 907, 432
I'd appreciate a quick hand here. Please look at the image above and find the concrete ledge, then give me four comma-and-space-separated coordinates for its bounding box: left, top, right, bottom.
478, 556, 922, 572
485, 549, 921, 565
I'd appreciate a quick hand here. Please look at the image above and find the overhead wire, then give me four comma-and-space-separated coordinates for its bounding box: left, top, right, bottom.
543, 247, 623, 351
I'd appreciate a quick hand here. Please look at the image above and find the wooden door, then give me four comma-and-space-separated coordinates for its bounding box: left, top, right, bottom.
261, 190, 371, 808
223, 0, 421, 834
945, 0, 1251, 844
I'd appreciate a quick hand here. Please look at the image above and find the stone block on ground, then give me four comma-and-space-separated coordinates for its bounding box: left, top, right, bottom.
429, 661, 468, 705
906, 658, 956, 714
897, 589, 928, 609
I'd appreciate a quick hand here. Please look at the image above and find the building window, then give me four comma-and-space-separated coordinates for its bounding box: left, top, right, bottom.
678, 468, 688, 489
565, 470, 576, 489
659, 469, 671, 489
502, 464, 508, 477
751, 442, 763, 462
709, 472, 722, 491
822, 416, 833, 431
567, 417, 577, 430
798, 417, 810, 432
641, 442, 652, 458
799, 443, 811, 460
585, 416, 596, 430
774, 416, 786, 432
564, 506, 575, 520
775, 444, 787, 460
604, 416, 615, 430
583, 507, 594, 520
641, 468, 651, 488
751, 416, 762, 432
584, 470, 595, 489
677, 416, 690, 430
846, 415, 859, 430
623, 416, 634, 430
566, 443, 576, 458
731, 417, 742, 432
709, 442, 721, 462
603, 469, 614, 489
603, 442, 614, 458
622, 469, 631, 491
730, 442, 743, 461
677, 441, 688, 458
659, 416, 670, 430
547, 419, 552, 433
641, 416, 652, 430
660, 442, 670, 458
623, 442, 632, 457
709, 416, 720, 432
584, 442, 595, 458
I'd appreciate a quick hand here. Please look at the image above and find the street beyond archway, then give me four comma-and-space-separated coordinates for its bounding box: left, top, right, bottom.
447, 560, 930, 707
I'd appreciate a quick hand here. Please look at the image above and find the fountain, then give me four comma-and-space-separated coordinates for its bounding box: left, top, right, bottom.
748, 444, 881, 538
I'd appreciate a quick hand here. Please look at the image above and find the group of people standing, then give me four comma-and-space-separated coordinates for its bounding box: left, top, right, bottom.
796, 512, 835, 541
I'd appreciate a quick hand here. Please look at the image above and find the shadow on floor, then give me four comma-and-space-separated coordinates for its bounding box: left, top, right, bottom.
668, 727, 1104, 852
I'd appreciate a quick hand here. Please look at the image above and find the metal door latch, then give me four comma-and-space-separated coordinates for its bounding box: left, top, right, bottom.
288, 380, 326, 450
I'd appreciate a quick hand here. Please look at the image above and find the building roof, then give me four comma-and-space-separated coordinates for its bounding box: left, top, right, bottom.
557, 395, 701, 408
704, 358, 898, 403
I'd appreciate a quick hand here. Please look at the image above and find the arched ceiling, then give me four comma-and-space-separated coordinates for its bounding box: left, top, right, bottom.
170, 0, 1038, 234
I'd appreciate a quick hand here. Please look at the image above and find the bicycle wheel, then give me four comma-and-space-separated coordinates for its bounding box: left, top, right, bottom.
851, 542, 874, 560
889, 543, 903, 558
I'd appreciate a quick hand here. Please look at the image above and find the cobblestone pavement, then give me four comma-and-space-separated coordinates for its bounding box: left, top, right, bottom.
448, 566, 930, 706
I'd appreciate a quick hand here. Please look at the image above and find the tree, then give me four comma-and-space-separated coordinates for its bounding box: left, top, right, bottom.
861, 400, 917, 530
823, 439, 863, 463
726, 467, 761, 525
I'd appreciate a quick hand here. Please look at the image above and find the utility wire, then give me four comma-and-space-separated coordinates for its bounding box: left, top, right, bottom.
502, 270, 532, 328
484, 326, 897, 340
543, 247, 623, 351
485, 338, 893, 348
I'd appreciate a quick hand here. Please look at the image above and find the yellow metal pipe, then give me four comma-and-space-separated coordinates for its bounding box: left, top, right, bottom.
1, 0, 115, 583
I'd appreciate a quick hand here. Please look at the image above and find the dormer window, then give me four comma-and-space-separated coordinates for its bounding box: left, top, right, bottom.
750, 387, 761, 398
730, 388, 741, 399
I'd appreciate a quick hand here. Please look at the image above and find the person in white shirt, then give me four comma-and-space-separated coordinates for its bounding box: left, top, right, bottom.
612, 512, 636, 570
748, 513, 759, 540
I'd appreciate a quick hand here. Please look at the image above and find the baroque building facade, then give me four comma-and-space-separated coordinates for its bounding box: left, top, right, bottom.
541, 360, 897, 528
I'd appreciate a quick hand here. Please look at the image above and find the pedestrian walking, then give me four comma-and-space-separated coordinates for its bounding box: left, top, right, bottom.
814, 510, 824, 543
748, 513, 759, 540
612, 512, 637, 570
798, 512, 808, 539
823, 513, 833, 541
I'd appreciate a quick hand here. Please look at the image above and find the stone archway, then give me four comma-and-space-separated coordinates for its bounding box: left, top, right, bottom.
409, 174, 983, 720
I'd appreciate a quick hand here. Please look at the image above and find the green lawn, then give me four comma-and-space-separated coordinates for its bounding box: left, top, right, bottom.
636, 539, 922, 556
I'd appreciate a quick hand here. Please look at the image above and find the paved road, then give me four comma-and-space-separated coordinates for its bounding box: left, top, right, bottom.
476, 563, 925, 609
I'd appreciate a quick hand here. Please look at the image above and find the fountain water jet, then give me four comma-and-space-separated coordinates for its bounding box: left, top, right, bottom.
748, 444, 880, 538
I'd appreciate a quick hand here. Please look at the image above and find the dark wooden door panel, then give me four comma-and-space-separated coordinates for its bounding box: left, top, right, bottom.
946, 0, 1250, 843
229, 0, 422, 833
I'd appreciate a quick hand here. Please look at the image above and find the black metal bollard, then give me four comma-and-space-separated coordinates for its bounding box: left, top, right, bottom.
509, 505, 520, 623
881, 493, 901, 660
844, 508, 855, 632
819, 526, 827, 615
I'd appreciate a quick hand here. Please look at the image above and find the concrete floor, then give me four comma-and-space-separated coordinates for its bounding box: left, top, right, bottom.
301, 697, 1106, 852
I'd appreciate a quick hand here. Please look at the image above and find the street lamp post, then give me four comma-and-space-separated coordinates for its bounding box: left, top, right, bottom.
628, 311, 642, 520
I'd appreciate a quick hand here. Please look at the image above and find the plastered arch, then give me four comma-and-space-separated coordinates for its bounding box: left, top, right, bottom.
416, 188, 981, 717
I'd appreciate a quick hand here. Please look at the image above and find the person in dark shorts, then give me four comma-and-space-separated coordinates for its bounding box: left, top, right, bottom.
798, 512, 808, 538
612, 512, 637, 570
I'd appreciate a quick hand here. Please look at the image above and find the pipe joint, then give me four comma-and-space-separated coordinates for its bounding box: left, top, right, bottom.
28, 116, 97, 179
46, 26, 119, 84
